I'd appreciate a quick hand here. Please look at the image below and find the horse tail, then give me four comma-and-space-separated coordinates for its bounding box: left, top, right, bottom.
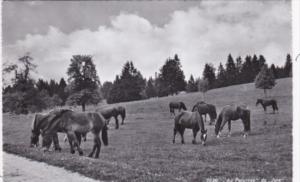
215, 112, 223, 135
181, 102, 187, 110
101, 124, 108, 146
174, 112, 185, 126
122, 108, 126, 120
274, 101, 279, 111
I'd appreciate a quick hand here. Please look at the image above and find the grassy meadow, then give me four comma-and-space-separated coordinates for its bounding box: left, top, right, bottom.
3, 78, 292, 181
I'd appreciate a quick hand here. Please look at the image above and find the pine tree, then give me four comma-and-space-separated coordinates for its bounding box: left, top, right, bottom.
235, 56, 243, 84
145, 77, 157, 98
216, 63, 227, 87
158, 54, 186, 95
284, 54, 292, 77
101, 81, 113, 99
198, 79, 209, 101
186, 75, 198, 92
202, 63, 216, 89
240, 55, 253, 83
255, 64, 276, 97
225, 54, 237, 85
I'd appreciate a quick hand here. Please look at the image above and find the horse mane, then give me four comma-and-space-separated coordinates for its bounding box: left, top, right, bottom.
43, 109, 72, 133
180, 102, 187, 110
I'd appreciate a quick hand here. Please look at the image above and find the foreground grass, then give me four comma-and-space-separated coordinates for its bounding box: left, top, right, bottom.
3, 78, 292, 181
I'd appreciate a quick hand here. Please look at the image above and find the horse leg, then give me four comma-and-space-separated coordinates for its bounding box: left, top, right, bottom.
173, 126, 177, 144
121, 116, 124, 125
52, 133, 61, 151
67, 134, 75, 154
217, 120, 228, 138
64, 134, 68, 142
180, 127, 185, 144
94, 134, 101, 158
82, 133, 87, 142
115, 116, 119, 129
227, 121, 231, 137
192, 129, 198, 144
67, 132, 83, 156
75, 132, 82, 146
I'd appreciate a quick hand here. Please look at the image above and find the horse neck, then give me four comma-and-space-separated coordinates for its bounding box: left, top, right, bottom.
195, 112, 205, 131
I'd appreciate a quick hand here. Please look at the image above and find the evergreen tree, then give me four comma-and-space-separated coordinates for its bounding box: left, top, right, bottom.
58, 78, 68, 105
225, 54, 237, 85
66, 55, 102, 111
216, 63, 227, 87
101, 81, 113, 99
255, 64, 276, 97
284, 54, 292, 77
270, 64, 278, 79
158, 54, 186, 95
198, 78, 209, 101
145, 77, 157, 98
251, 54, 260, 76
235, 56, 243, 84
240, 55, 253, 83
186, 75, 198, 92
202, 63, 216, 89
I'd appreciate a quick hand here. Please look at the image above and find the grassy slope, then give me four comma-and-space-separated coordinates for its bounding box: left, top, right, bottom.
3, 78, 292, 181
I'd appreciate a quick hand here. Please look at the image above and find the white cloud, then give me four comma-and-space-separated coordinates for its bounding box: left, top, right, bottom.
3, 1, 291, 83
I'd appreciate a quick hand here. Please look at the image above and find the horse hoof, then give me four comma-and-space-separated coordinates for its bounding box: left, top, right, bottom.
88, 154, 93, 158
172, 140, 175, 144
192, 141, 196, 144
70, 150, 75, 154
42, 147, 49, 153
55, 147, 62, 152
216, 135, 220, 138
79, 151, 83, 156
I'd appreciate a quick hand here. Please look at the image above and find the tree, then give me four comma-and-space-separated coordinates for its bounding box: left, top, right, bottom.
284, 54, 292, 77
107, 62, 145, 103
145, 77, 157, 98
225, 54, 237, 85
255, 64, 276, 97
198, 78, 209, 101
186, 75, 198, 92
158, 54, 186, 95
240, 55, 253, 83
58, 78, 68, 105
202, 63, 216, 89
216, 63, 227, 87
66, 55, 102, 111
235, 56, 243, 84
101, 81, 113, 99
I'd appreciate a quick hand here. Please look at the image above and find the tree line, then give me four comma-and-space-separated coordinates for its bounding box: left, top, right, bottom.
2, 52, 292, 114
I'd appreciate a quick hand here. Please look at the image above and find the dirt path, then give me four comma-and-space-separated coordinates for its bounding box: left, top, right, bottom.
2, 152, 99, 182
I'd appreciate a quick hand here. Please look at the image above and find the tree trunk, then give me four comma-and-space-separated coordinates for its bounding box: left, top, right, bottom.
264, 89, 267, 98
82, 103, 86, 112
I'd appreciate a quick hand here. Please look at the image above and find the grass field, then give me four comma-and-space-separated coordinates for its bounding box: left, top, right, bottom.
3, 78, 292, 181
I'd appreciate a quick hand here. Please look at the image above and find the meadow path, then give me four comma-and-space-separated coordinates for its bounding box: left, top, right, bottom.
2, 152, 99, 182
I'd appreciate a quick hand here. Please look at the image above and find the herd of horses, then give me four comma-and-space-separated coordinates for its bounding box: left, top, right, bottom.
30, 98, 278, 158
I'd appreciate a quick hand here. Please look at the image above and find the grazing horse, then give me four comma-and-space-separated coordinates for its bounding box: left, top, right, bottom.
116, 106, 126, 125
173, 110, 207, 145
30, 112, 63, 151
256, 99, 278, 113
97, 107, 120, 129
169, 102, 187, 115
215, 105, 251, 138
192, 102, 217, 125
41, 109, 108, 158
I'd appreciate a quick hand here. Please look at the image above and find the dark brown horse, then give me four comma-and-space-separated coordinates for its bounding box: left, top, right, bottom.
256, 99, 278, 113
116, 106, 126, 125
169, 102, 187, 115
173, 110, 207, 145
30, 112, 64, 151
215, 105, 251, 138
97, 107, 119, 129
192, 101, 217, 125
40, 109, 108, 158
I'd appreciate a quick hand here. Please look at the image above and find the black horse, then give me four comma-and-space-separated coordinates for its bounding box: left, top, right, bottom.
97, 107, 120, 129
256, 99, 278, 113
192, 101, 217, 125
116, 106, 126, 125
169, 102, 187, 115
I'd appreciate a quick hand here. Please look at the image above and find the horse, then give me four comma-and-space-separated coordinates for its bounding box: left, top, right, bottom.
30, 112, 63, 151
116, 106, 126, 125
40, 109, 108, 158
173, 110, 207, 145
215, 105, 251, 138
97, 107, 120, 129
192, 101, 217, 125
169, 102, 187, 115
256, 99, 278, 113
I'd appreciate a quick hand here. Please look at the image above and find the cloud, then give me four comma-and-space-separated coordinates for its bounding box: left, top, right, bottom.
3, 1, 291, 83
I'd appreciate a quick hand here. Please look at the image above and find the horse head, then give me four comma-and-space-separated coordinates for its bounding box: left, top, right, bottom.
200, 129, 208, 145
30, 114, 43, 147
256, 99, 262, 106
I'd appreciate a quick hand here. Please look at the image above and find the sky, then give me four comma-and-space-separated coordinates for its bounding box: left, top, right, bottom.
2, 0, 291, 83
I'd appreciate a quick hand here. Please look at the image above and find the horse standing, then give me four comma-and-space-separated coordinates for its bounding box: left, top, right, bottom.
192, 101, 217, 125
215, 105, 251, 138
256, 99, 278, 113
40, 109, 108, 158
169, 102, 187, 115
116, 106, 126, 125
173, 110, 207, 145
97, 107, 120, 129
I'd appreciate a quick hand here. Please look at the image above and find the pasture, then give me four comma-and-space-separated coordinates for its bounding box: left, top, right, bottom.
3, 78, 292, 181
